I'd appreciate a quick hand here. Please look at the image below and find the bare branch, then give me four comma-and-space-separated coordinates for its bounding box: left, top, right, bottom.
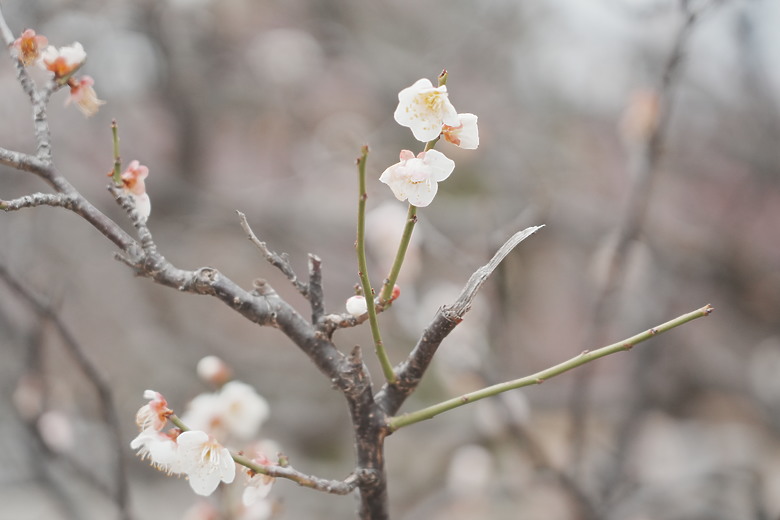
567, 2, 717, 482
237, 210, 309, 298
308, 254, 325, 323
376, 225, 544, 414
233, 452, 362, 496
1, 192, 78, 211
0, 146, 48, 173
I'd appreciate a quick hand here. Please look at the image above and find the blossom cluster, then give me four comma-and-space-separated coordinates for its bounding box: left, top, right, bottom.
130, 363, 277, 512
380, 75, 479, 208
12, 29, 105, 117
345, 74, 478, 314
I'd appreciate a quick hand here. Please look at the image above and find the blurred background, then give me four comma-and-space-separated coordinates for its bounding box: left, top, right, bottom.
1, 0, 780, 518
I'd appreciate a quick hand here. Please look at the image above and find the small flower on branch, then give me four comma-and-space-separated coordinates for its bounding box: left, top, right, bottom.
119, 160, 151, 222
130, 427, 182, 474
380, 149, 455, 207
39, 42, 86, 80
345, 295, 368, 317
242, 444, 279, 506
394, 78, 459, 142
181, 380, 270, 442
66, 75, 105, 117
442, 113, 479, 149
175, 430, 236, 496
12, 29, 48, 66
135, 389, 172, 431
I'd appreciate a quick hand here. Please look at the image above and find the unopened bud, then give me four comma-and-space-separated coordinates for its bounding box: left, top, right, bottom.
196, 355, 232, 386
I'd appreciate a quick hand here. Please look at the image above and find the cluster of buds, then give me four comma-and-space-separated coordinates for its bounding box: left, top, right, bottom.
12, 29, 104, 116
131, 360, 278, 509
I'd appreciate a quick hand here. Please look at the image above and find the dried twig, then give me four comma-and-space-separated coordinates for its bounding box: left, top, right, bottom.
377, 225, 544, 414
237, 210, 309, 297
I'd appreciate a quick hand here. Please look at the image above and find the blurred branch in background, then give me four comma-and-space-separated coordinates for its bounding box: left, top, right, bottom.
567, 0, 720, 504
0, 263, 131, 520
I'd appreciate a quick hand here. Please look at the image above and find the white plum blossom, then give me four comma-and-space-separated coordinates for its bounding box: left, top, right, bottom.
394, 78, 459, 142
379, 149, 455, 207
181, 380, 270, 442
219, 381, 270, 439
39, 42, 86, 79
345, 295, 368, 317
130, 428, 181, 474
135, 389, 171, 431
442, 113, 479, 150
176, 430, 236, 496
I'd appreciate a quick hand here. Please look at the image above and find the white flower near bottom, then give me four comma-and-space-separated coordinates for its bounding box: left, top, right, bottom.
130, 428, 181, 474
176, 430, 236, 496
394, 78, 459, 142
380, 149, 455, 208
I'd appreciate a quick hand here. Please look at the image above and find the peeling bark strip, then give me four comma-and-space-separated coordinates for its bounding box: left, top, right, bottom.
377, 225, 544, 415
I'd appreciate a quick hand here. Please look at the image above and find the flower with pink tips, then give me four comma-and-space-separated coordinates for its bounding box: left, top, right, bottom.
120, 160, 151, 222
66, 76, 105, 117
12, 29, 48, 66
241, 455, 276, 506
39, 42, 86, 79
442, 113, 479, 149
379, 149, 455, 207
135, 389, 172, 432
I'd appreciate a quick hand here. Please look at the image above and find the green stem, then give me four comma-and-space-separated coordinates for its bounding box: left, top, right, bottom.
388, 304, 714, 432
379, 203, 417, 302
356, 146, 396, 383
168, 414, 188, 431
111, 119, 121, 184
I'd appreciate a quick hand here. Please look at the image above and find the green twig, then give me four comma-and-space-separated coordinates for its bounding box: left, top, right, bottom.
379, 203, 417, 302
356, 145, 396, 383
388, 304, 714, 432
